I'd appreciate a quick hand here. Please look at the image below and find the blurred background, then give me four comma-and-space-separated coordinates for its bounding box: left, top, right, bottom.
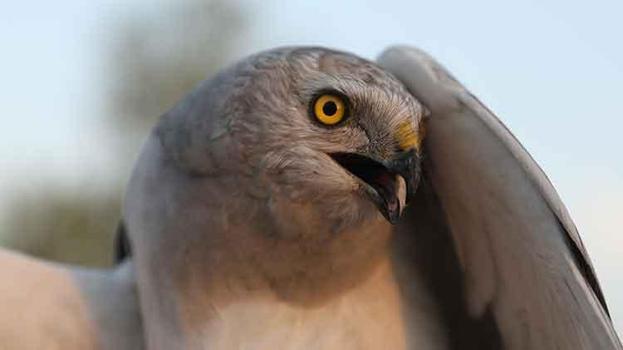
0, 0, 621, 336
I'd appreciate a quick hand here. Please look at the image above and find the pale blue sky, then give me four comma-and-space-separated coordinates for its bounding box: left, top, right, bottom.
1, 0, 621, 335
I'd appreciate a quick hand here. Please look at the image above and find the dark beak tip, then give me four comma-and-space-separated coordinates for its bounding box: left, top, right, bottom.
381, 199, 402, 225
388, 214, 400, 225
391, 151, 421, 204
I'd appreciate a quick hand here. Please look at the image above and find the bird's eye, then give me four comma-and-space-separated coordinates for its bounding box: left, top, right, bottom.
313, 94, 347, 125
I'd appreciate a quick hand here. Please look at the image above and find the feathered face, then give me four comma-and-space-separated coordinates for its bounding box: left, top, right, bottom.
157, 47, 425, 238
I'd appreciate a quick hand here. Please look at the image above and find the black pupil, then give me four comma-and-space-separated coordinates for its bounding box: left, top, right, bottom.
322, 101, 338, 116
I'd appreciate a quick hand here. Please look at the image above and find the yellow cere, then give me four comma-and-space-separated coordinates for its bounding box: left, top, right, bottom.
395, 121, 421, 152
314, 94, 346, 125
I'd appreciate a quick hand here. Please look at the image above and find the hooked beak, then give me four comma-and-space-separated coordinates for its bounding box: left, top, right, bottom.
329, 150, 421, 224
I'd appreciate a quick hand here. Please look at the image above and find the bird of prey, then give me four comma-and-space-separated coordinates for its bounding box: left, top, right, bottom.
1, 45, 621, 350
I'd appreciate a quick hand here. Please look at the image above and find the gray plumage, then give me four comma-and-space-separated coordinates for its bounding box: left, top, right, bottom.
124, 47, 436, 349
0, 45, 620, 350
123, 46, 621, 349
379, 46, 622, 349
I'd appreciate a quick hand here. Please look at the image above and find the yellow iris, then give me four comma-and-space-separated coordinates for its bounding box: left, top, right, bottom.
313, 94, 346, 125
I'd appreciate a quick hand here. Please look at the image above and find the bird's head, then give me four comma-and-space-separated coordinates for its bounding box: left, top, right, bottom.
123, 46, 427, 304
153, 47, 426, 240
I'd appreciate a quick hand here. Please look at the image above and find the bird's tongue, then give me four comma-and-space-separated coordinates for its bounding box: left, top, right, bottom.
395, 175, 407, 211
369, 172, 404, 223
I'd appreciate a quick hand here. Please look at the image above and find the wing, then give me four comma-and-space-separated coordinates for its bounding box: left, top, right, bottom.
378, 46, 622, 349
0, 249, 142, 349
0, 249, 99, 349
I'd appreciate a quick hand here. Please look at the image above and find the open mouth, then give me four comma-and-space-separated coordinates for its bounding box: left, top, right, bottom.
329, 152, 402, 223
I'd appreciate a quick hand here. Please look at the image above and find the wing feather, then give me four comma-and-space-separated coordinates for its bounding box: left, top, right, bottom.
379, 46, 621, 349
